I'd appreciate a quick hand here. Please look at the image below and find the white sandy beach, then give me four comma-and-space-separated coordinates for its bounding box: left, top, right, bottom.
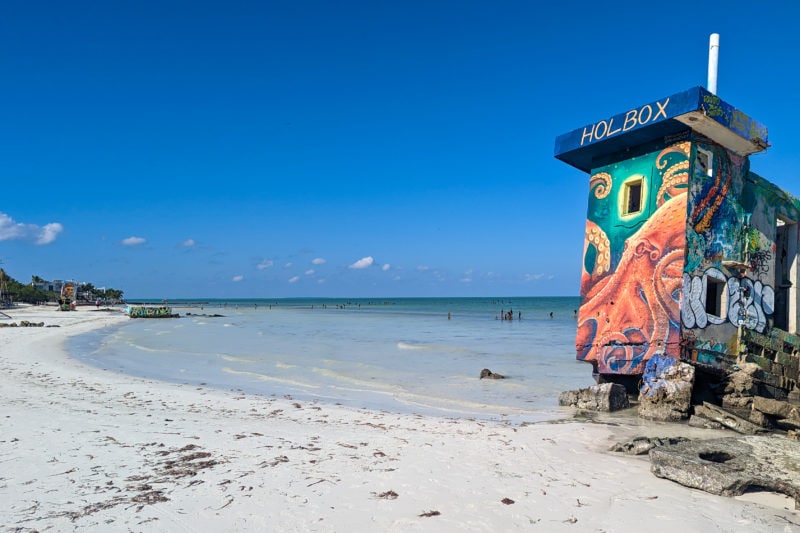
1, 305, 799, 532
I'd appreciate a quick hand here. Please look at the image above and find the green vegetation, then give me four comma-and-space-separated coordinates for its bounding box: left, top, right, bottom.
0, 270, 124, 305
1, 271, 49, 304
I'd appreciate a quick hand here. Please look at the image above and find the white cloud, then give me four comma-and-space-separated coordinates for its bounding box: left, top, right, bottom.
524, 273, 547, 282
416, 265, 429, 272
232, 275, 244, 282
0, 213, 63, 245
349, 256, 374, 269
382, 264, 390, 271
284, 262, 293, 268
288, 276, 300, 283
305, 269, 315, 276
311, 257, 326, 265
181, 238, 196, 248
37, 223, 63, 244
122, 236, 146, 246
257, 259, 274, 270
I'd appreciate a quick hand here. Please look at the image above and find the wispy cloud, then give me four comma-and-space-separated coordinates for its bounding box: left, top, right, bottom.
288, 275, 300, 283
121, 236, 146, 246
232, 274, 244, 282
181, 238, 196, 248
257, 259, 274, 270
0, 213, 63, 245
311, 257, 326, 265
524, 273, 553, 282
382, 263, 391, 271
284, 262, 293, 269
349, 256, 374, 269
416, 265, 429, 272
305, 269, 315, 276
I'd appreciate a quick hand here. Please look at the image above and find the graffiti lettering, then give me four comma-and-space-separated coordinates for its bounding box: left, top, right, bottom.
748, 248, 772, 277
580, 98, 670, 146
681, 268, 775, 333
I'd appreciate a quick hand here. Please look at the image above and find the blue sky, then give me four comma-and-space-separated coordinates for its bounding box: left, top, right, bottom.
3, 1, 800, 299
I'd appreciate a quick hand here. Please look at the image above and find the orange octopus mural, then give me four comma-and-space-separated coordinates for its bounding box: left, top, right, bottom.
576, 143, 689, 375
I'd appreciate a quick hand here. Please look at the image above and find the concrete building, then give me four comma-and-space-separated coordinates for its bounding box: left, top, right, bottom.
554, 86, 800, 398
32, 279, 66, 294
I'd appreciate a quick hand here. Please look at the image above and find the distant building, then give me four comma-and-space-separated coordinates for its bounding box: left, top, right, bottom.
32, 279, 66, 294
554, 86, 799, 397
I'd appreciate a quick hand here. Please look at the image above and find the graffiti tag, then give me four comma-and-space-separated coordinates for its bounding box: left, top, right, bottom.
681, 268, 774, 333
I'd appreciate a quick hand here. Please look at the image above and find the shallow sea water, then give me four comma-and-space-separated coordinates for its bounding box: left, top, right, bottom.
69, 297, 593, 422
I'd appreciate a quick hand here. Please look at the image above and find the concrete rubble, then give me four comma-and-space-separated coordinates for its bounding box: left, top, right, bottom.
693, 402, 768, 435
557, 382, 629, 412
0, 321, 45, 327
649, 435, 800, 509
638, 357, 694, 421
603, 373, 800, 508
609, 436, 690, 456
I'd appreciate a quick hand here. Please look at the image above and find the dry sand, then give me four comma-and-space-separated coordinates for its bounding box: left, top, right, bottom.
1, 305, 799, 532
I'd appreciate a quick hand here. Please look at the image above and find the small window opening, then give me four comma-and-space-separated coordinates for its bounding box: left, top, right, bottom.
697, 148, 714, 177
705, 276, 727, 318
623, 180, 643, 215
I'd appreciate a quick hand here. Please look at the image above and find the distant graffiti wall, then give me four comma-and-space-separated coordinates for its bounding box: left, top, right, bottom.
576, 141, 689, 375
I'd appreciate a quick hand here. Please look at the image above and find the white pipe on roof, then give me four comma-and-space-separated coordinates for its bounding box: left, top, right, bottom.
708, 33, 720, 95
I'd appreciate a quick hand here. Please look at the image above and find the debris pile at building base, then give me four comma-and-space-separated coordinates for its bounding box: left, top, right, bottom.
560, 357, 800, 509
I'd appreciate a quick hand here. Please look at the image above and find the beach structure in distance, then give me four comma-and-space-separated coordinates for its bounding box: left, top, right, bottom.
58, 281, 77, 311
125, 305, 179, 318
554, 48, 800, 411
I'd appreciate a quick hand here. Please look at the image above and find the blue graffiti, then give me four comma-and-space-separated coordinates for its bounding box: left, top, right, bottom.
640, 353, 678, 397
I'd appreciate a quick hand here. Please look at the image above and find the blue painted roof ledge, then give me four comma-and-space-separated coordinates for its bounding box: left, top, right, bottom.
554, 86, 769, 173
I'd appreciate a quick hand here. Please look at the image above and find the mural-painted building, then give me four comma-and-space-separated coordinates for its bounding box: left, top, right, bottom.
554, 87, 800, 397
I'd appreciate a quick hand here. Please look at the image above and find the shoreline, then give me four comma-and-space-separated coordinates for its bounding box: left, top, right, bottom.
1, 305, 798, 531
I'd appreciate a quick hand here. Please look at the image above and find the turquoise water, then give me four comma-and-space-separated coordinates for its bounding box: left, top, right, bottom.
69, 297, 592, 422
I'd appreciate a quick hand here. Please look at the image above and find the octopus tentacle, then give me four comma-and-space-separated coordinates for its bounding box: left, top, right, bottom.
656, 160, 689, 206
590, 172, 612, 199
656, 141, 691, 169
652, 249, 684, 325
584, 221, 611, 279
